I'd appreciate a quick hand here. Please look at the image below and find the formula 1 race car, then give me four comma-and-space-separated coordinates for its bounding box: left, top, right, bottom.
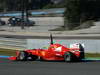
9, 34, 85, 62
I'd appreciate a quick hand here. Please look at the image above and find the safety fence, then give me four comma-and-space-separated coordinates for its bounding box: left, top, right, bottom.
0, 38, 100, 53
0, 37, 26, 50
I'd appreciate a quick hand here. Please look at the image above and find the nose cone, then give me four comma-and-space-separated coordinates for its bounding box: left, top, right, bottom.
8, 56, 17, 60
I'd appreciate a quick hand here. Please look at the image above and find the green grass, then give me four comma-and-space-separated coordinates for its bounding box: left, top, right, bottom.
0, 49, 16, 56
0, 49, 100, 58
85, 53, 100, 58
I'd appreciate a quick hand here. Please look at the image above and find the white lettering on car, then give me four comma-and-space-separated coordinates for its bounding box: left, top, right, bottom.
55, 47, 62, 52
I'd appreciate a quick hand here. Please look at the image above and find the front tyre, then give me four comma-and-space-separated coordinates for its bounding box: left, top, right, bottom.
17, 51, 28, 61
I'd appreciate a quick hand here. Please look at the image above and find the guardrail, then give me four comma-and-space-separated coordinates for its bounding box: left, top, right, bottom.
0, 38, 100, 53
0, 38, 26, 50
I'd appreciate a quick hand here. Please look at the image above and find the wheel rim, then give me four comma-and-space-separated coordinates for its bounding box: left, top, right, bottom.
66, 55, 71, 61
19, 52, 25, 60
64, 53, 71, 62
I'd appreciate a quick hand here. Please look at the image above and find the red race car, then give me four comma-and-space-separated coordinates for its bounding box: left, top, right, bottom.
9, 34, 85, 62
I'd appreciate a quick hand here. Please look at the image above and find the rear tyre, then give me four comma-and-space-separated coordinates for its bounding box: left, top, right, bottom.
64, 52, 73, 62
17, 51, 28, 61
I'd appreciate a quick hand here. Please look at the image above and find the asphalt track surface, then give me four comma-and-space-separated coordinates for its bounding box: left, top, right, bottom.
0, 58, 100, 75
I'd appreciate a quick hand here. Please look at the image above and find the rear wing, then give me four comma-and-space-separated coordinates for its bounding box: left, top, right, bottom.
70, 43, 85, 50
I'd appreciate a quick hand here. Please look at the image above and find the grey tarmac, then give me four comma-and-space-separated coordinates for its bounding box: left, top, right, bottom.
0, 58, 100, 75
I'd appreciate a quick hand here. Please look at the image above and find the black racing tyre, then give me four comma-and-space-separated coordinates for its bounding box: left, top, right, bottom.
64, 52, 73, 62
17, 51, 28, 61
